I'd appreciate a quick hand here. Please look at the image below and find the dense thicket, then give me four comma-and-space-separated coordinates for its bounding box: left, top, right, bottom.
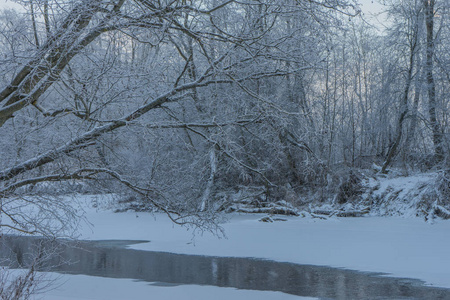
0, 0, 449, 234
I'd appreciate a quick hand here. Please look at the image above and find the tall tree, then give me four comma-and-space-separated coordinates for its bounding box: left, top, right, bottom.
0, 0, 359, 235
382, 0, 422, 173
424, 0, 444, 162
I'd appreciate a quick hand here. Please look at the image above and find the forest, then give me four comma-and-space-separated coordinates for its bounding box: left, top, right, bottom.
1, 0, 450, 231
1, 0, 450, 298
1, 0, 450, 230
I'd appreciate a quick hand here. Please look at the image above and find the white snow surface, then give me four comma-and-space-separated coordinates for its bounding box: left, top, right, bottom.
74, 196, 450, 289
366, 172, 436, 217
4, 172, 450, 299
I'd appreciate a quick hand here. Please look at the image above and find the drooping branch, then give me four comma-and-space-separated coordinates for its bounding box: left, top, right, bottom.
1, 166, 207, 226
0, 47, 233, 182
140, 119, 262, 130
0, 0, 130, 127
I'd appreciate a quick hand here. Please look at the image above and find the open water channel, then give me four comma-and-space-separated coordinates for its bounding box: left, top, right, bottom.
1, 235, 449, 299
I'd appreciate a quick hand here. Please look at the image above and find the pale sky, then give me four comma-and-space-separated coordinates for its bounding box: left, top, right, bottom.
0, 0, 388, 30
0, 0, 387, 14
359, 0, 385, 15
358, 0, 387, 29
0, 0, 21, 10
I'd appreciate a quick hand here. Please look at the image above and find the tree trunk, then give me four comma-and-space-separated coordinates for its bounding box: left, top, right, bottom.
200, 146, 217, 212
405, 51, 423, 151
381, 16, 419, 173
424, 0, 444, 163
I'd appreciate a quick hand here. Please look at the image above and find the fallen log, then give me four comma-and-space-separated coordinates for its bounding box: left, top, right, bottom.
259, 216, 288, 222
311, 207, 370, 218
228, 205, 299, 216
335, 210, 369, 217
433, 203, 450, 220
310, 212, 328, 220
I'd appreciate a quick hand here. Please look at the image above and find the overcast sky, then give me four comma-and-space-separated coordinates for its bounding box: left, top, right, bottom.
0, 0, 385, 11
0, 0, 387, 29
0, 0, 386, 11
360, 0, 389, 33
0, 0, 20, 10
359, 0, 384, 14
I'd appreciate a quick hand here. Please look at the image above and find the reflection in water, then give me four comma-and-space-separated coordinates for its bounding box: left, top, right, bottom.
1, 236, 449, 299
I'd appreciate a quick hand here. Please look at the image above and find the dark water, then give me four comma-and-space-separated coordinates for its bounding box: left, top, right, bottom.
1, 236, 450, 299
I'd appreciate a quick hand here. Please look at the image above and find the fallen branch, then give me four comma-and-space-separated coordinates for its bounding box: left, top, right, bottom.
227, 205, 299, 216
311, 207, 370, 218
258, 216, 288, 222
335, 210, 369, 217
310, 212, 328, 220
433, 203, 450, 220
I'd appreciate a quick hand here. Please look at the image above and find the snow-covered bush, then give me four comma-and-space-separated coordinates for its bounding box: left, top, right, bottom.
335, 171, 364, 204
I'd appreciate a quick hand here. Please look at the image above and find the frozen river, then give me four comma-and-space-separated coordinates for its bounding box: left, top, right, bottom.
1, 235, 450, 299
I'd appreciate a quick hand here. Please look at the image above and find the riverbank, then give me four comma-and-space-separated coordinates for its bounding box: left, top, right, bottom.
76, 199, 450, 289
5, 192, 450, 299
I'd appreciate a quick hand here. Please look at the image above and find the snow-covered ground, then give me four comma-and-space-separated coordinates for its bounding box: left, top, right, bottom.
76, 208, 450, 289
365, 172, 437, 217
4, 173, 450, 299
26, 208, 450, 299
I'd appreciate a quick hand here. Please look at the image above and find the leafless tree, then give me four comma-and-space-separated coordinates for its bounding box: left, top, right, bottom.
0, 0, 359, 235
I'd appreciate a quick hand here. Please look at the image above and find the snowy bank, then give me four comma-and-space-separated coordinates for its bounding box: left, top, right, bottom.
78, 205, 450, 289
